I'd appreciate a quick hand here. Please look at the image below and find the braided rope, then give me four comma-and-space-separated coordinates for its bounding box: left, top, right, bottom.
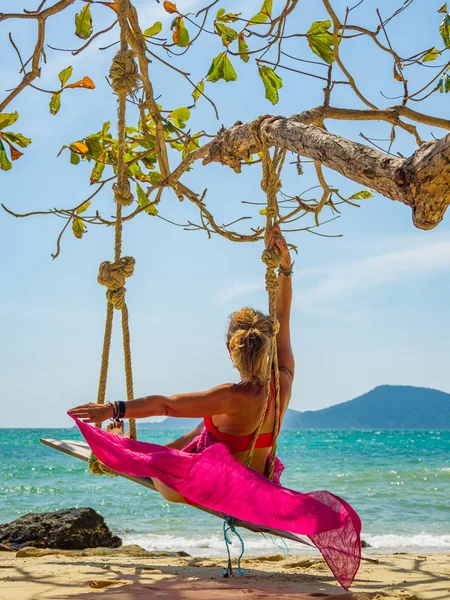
90, 0, 137, 474
245, 119, 286, 480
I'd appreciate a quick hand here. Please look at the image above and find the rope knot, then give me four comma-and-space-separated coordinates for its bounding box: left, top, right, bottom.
98, 256, 136, 291
109, 49, 140, 95
265, 204, 279, 219
265, 270, 279, 292
261, 247, 282, 269
113, 181, 134, 206
106, 287, 126, 310
270, 317, 280, 335
106, 287, 127, 310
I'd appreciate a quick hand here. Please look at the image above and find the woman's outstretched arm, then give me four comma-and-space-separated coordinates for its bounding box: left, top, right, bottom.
69, 383, 243, 423
268, 225, 295, 379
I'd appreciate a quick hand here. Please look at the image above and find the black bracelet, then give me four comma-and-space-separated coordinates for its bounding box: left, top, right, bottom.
107, 401, 118, 420
117, 400, 126, 419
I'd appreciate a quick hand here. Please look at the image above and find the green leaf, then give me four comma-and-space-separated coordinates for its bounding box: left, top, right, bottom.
0, 112, 19, 130
141, 153, 158, 169
136, 182, 149, 206
249, 12, 268, 24
215, 23, 238, 46
258, 65, 282, 104
2, 132, 31, 148
206, 53, 225, 82
0, 139, 12, 171
173, 16, 189, 47
238, 33, 249, 62
76, 200, 91, 214
144, 21, 162, 38
262, 0, 273, 16
70, 151, 80, 165
170, 107, 190, 128
422, 48, 440, 62
75, 4, 93, 40
207, 53, 238, 83
216, 10, 241, 22
249, 0, 272, 25
125, 160, 142, 180
145, 171, 161, 184
440, 13, 450, 46
90, 159, 105, 183
307, 20, 335, 64
49, 93, 61, 115
439, 72, 450, 92
72, 218, 86, 239
349, 190, 374, 200
102, 121, 111, 138
58, 66, 73, 88
192, 80, 204, 102
438, 3, 448, 14
85, 136, 103, 158
169, 140, 184, 151
136, 183, 159, 215
223, 54, 237, 81
445, 74, 450, 93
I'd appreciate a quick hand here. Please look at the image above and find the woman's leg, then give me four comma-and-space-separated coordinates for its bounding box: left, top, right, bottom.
152, 478, 186, 504
106, 422, 186, 504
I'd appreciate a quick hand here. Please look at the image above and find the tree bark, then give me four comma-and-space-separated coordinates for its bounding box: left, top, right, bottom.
202, 115, 450, 230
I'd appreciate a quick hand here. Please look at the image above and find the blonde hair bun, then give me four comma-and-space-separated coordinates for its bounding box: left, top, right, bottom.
227, 307, 271, 386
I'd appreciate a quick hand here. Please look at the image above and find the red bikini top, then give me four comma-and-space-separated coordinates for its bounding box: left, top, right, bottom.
203, 385, 279, 453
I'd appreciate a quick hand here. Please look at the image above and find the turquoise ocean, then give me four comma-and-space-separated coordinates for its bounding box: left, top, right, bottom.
1, 428, 449, 556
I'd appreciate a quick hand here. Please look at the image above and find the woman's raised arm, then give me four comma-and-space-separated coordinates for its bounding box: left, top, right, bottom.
268, 225, 295, 380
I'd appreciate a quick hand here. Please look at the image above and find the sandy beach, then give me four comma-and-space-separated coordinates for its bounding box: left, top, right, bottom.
1, 547, 448, 600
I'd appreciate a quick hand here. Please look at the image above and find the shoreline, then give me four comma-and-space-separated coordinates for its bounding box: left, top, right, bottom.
119, 532, 450, 557
1, 549, 449, 600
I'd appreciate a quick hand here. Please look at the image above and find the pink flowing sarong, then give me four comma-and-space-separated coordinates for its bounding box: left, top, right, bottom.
70, 415, 361, 590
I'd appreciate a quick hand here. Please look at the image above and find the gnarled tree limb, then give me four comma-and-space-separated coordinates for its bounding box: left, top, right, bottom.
202, 115, 450, 230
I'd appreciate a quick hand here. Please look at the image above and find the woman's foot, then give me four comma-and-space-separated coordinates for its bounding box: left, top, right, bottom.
106, 420, 130, 438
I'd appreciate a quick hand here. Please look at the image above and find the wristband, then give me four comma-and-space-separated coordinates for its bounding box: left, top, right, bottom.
117, 400, 126, 419
278, 262, 294, 276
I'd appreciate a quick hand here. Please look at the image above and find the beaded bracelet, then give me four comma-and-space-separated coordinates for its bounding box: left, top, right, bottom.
278, 262, 294, 277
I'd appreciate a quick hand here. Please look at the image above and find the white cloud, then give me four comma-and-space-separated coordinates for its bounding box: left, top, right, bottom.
298, 237, 450, 314
213, 236, 450, 314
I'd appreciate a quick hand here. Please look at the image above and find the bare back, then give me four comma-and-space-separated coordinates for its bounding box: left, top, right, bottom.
208, 371, 293, 475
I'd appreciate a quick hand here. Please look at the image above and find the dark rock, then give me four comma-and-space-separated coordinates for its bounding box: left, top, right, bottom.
0, 508, 122, 550
0, 542, 15, 552
361, 539, 371, 548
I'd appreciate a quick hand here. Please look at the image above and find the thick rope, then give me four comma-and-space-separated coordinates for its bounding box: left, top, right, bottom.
90, 0, 138, 474
121, 303, 136, 439
245, 119, 286, 480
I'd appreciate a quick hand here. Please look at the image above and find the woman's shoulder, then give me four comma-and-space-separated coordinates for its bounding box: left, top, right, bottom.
213, 381, 265, 407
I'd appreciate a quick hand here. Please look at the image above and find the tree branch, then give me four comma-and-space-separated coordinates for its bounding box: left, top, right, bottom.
202, 115, 450, 230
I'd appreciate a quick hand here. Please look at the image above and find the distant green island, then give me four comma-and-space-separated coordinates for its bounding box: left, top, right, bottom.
139, 385, 450, 430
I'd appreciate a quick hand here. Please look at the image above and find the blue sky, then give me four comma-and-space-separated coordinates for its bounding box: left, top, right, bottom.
1, 0, 450, 427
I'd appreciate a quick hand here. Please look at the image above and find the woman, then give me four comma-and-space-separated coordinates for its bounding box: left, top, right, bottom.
70, 225, 294, 499
69, 226, 361, 590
